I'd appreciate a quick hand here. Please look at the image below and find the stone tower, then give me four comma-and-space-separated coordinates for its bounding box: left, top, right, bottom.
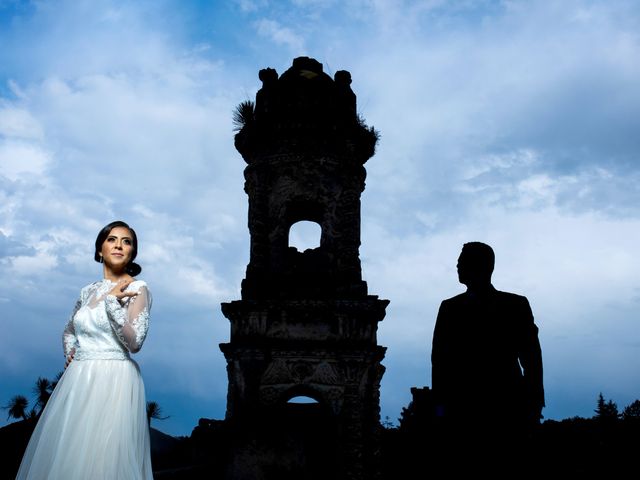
220, 56, 389, 480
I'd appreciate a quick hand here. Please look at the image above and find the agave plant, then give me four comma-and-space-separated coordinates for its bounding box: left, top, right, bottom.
3, 395, 29, 421
233, 100, 255, 131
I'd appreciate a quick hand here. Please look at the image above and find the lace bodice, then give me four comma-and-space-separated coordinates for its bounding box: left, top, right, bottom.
62, 279, 152, 361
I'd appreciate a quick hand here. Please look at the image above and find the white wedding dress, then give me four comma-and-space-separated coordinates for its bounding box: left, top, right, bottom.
16, 279, 153, 480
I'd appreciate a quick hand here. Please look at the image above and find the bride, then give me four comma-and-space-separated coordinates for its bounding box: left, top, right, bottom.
16, 220, 153, 479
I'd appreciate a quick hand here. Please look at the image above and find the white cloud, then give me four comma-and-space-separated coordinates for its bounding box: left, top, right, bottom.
255, 18, 306, 52
234, 0, 268, 13
9, 251, 57, 274
0, 104, 43, 140
0, 141, 51, 180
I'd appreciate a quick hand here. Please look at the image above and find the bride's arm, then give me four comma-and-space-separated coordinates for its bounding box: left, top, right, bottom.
104, 283, 152, 353
62, 293, 83, 366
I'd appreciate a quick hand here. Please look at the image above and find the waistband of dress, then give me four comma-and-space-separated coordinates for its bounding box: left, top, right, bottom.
74, 349, 130, 361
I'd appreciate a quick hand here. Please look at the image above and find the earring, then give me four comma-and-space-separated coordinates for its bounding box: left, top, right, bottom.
99, 255, 104, 263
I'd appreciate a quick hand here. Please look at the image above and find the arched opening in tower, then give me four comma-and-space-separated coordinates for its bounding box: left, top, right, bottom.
287, 395, 320, 404
265, 388, 341, 479
288, 220, 321, 252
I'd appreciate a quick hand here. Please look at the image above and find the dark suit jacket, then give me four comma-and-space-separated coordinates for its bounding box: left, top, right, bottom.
431, 286, 544, 424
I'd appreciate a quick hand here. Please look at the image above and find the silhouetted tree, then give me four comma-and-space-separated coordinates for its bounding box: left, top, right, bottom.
380, 416, 396, 429
3, 395, 29, 422
594, 392, 620, 421
33, 377, 53, 415
146, 400, 169, 427
3, 372, 62, 424
622, 400, 640, 420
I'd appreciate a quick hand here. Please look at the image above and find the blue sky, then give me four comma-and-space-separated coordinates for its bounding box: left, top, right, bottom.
1, 0, 639, 437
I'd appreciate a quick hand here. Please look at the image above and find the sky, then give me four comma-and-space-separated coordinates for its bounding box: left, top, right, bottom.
0, 0, 639, 437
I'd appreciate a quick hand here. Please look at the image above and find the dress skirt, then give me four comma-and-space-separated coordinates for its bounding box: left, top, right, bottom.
16, 359, 153, 480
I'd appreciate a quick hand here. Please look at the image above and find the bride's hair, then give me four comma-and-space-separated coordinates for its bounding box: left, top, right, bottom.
94, 220, 142, 276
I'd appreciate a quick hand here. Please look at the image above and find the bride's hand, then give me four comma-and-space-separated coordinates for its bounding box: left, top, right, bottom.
108, 276, 137, 300
65, 348, 75, 369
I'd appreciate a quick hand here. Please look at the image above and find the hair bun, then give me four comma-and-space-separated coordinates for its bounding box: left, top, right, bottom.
126, 262, 142, 277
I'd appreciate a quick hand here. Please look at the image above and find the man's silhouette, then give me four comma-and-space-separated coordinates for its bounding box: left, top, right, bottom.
431, 242, 544, 472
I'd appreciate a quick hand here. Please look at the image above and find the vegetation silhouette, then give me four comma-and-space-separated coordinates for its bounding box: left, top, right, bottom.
622, 399, 640, 420
4, 395, 31, 422
390, 390, 640, 478
3, 372, 61, 423
1, 373, 61, 477
595, 391, 620, 421
3, 377, 640, 478
147, 400, 170, 427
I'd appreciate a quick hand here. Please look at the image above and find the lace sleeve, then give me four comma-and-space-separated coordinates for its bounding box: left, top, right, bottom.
62, 295, 82, 357
104, 284, 151, 353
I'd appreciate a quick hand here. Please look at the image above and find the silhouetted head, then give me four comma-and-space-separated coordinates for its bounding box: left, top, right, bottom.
457, 242, 494, 290
94, 220, 142, 276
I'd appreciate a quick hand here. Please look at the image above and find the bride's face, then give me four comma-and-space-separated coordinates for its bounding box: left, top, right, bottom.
100, 226, 134, 271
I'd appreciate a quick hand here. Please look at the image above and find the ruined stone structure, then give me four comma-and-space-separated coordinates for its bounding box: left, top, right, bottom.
220, 56, 389, 480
